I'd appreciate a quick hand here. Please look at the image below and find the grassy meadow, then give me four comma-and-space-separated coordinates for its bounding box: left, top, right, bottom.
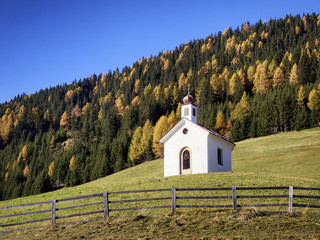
0, 127, 320, 238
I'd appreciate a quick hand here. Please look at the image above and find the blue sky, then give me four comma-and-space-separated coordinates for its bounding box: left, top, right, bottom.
0, 0, 319, 103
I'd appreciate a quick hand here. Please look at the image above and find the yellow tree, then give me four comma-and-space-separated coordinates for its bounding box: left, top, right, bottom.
226, 119, 233, 131
69, 156, 76, 171
297, 85, 306, 108
43, 109, 52, 122
22, 145, 28, 163
229, 73, 240, 96
237, 69, 246, 90
152, 116, 168, 158
0, 113, 14, 144
210, 73, 224, 98
178, 73, 187, 89
307, 89, 320, 111
167, 110, 177, 129
273, 63, 285, 88
214, 110, 227, 135
134, 79, 140, 94
129, 126, 144, 163
23, 165, 30, 178
289, 63, 299, 84
50, 135, 55, 151
176, 103, 181, 120
48, 161, 55, 177
231, 92, 251, 121
101, 73, 107, 89
141, 120, 153, 152
60, 111, 71, 129
254, 60, 269, 93
115, 94, 125, 116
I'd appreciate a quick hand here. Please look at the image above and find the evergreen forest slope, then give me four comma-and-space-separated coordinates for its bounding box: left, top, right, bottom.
1, 13, 320, 200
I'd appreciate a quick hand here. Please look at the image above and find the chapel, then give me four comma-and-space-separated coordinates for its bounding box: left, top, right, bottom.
160, 90, 236, 177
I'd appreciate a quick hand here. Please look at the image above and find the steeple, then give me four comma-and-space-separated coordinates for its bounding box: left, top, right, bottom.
181, 85, 197, 123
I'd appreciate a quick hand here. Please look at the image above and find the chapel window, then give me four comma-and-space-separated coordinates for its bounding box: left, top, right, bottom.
184, 108, 189, 116
218, 148, 223, 166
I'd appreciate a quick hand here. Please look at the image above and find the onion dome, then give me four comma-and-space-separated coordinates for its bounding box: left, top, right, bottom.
183, 86, 194, 104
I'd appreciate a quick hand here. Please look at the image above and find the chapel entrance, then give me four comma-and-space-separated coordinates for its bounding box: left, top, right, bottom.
181, 147, 192, 175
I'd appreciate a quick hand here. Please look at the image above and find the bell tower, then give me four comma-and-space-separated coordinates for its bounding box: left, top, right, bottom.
181, 86, 197, 123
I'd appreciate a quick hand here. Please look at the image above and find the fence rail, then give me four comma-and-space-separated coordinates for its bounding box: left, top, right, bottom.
0, 185, 319, 229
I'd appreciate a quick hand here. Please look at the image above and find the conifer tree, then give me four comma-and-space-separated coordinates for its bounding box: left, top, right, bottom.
129, 126, 143, 164
307, 89, 320, 111
48, 161, 55, 177
152, 115, 168, 158
69, 156, 76, 171
231, 92, 251, 121
273, 63, 285, 88
167, 110, 177, 129
214, 110, 227, 135
297, 85, 306, 108
23, 165, 30, 178
289, 63, 299, 84
22, 145, 28, 163
254, 60, 269, 93
60, 111, 71, 129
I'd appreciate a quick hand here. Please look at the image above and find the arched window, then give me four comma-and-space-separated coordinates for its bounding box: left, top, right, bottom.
181, 147, 192, 175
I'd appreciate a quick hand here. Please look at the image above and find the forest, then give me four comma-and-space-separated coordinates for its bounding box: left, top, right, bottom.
0, 13, 320, 200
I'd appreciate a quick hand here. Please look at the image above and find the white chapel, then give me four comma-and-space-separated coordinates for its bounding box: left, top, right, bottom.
160, 90, 236, 177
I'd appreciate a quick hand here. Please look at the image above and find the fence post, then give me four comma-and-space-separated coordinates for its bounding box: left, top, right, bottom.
232, 185, 237, 211
289, 186, 293, 213
103, 191, 109, 219
172, 187, 176, 214
51, 199, 56, 225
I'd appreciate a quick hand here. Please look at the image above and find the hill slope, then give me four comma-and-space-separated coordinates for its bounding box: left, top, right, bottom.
1, 128, 320, 239
1, 127, 319, 209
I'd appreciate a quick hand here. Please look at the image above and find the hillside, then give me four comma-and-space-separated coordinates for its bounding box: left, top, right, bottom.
1, 13, 320, 201
1, 128, 320, 239
1, 127, 319, 209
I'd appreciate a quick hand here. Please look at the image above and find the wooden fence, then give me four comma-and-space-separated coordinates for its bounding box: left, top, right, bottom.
0, 186, 319, 229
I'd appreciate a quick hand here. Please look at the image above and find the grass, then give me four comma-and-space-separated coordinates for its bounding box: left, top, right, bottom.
0, 127, 320, 238
4, 210, 320, 239
233, 127, 320, 181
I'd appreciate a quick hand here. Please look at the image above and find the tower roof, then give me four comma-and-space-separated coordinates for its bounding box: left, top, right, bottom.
183, 94, 194, 104
183, 85, 194, 104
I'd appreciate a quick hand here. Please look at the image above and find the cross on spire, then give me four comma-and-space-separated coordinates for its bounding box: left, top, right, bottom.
187, 84, 191, 95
